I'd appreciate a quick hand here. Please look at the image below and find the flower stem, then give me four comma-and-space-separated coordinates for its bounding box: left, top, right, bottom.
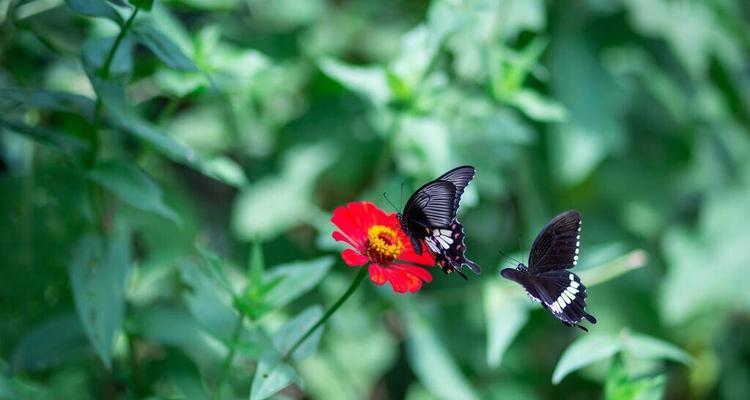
283, 267, 368, 361
86, 6, 140, 167
215, 313, 245, 399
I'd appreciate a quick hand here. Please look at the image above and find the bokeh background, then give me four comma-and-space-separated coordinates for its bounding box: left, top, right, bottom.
2, 0, 750, 399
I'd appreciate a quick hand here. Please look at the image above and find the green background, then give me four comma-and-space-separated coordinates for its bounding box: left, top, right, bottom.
1, 0, 749, 399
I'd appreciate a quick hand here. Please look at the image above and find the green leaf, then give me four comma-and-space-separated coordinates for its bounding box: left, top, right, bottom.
247, 240, 265, 293
318, 58, 392, 105
483, 281, 529, 368
273, 306, 324, 361
88, 160, 180, 224
0, 119, 89, 153
263, 257, 334, 310
135, 305, 226, 364
402, 305, 479, 400
81, 35, 134, 78
177, 259, 238, 341
249, 353, 302, 400
232, 144, 336, 240
68, 226, 132, 369
605, 354, 666, 400
128, 0, 154, 12
196, 156, 248, 188
10, 314, 90, 372
130, 24, 198, 71
552, 333, 621, 384
0, 89, 96, 122
510, 89, 568, 123
621, 333, 692, 365
578, 249, 649, 287
64, 0, 123, 24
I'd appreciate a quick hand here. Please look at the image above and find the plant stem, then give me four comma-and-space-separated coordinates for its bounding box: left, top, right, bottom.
283, 267, 368, 361
215, 313, 245, 399
126, 333, 146, 398
86, 6, 140, 167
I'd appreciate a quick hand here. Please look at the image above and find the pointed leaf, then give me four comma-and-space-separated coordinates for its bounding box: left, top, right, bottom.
68, 227, 132, 369
88, 160, 180, 224
484, 281, 529, 368
249, 353, 302, 400
263, 257, 334, 309
622, 333, 692, 365
130, 24, 198, 71
402, 306, 479, 400
552, 333, 621, 384
65, 0, 123, 24
10, 314, 91, 372
273, 306, 324, 361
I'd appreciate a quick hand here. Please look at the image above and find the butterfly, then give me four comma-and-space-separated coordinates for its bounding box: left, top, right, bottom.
500, 210, 596, 331
397, 166, 481, 279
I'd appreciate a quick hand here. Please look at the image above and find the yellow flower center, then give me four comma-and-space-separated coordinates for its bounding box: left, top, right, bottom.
366, 225, 403, 264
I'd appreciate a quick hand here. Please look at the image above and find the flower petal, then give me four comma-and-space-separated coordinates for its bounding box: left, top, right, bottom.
368, 264, 387, 285
390, 262, 433, 283
341, 249, 368, 266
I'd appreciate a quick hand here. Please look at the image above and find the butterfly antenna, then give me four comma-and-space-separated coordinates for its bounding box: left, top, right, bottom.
399, 180, 406, 209
382, 192, 399, 212
498, 248, 523, 265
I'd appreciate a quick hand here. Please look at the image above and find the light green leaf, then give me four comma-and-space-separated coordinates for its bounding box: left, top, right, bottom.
65, 0, 123, 24
88, 160, 180, 224
273, 306, 324, 361
402, 305, 479, 400
10, 314, 90, 372
511, 89, 567, 123
68, 227, 132, 369
247, 240, 265, 293
552, 333, 621, 384
130, 23, 198, 71
249, 353, 302, 400
232, 144, 335, 240
622, 333, 692, 365
177, 259, 238, 341
318, 58, 391, 105
264, 257, 334, 310
605, 354, 666, 400
196, 156, 248, 188
483, 281, 529, 368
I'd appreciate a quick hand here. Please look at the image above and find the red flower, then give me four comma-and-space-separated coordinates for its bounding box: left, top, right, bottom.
331, 201, 436, 293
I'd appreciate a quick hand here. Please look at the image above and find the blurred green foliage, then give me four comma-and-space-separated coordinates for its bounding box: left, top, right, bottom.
1, 0, 749, 399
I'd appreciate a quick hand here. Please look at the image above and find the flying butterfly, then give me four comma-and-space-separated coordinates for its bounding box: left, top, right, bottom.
397, 166, 481, 279
500, 210, 596, 331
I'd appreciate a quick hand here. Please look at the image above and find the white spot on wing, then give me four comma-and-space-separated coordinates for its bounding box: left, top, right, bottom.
570, 281, 580, 289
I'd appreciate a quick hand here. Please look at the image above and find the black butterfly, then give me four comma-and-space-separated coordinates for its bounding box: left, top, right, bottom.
500, 210, 596, 331
397, 166, 481, 279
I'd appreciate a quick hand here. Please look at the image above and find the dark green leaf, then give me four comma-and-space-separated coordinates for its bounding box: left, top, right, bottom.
0, 119, 89, 153
88, 160, 180, 224
128, 0, 153, 11
0, 89, 96, 122
68, 226, 132, 369
65, 0, 123, 24
10, 314, 91, 372
605, 354, 666, 400
130, 24, 198, 71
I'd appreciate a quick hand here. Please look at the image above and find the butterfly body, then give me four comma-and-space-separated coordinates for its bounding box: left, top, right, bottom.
500, 211, 596, 331
398, 166, 481, 278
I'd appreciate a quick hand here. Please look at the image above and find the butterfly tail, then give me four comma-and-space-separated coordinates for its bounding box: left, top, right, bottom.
464, 258, 481, 274
583, 311, 597, 324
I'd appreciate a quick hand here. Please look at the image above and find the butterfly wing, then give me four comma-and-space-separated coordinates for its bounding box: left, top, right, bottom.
437, 165, 475, 210
423, 221, 481, 275
527, 210, 582, 273
533, 270, 596, 329
401, 180, 458, 255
